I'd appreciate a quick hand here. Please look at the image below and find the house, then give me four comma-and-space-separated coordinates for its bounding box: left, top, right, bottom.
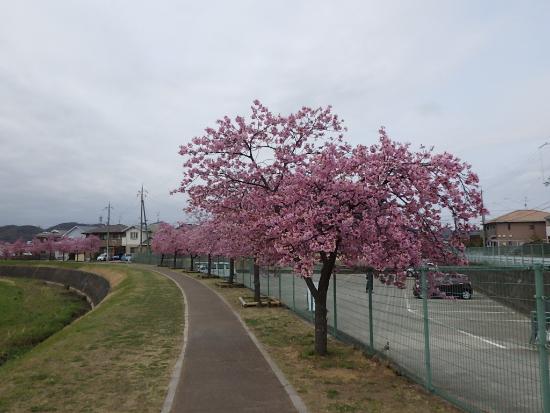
121, 225, 151, 254
62, 225, 97, 240
483, 210, 550, 246
82, 225, 151, 256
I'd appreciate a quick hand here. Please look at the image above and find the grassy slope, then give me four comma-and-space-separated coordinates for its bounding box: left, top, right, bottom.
0, 263, 183, 413
198, 275, 460, 413
0, 277, 90, 365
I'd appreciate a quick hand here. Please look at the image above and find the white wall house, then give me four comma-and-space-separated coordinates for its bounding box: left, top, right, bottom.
121, 226, 151, 254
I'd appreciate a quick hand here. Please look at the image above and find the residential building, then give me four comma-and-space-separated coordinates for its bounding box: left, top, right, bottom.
483, 209, 549, 246
121, 225, 151, 254
62, 225, 96, 240
83, 225, 151, 256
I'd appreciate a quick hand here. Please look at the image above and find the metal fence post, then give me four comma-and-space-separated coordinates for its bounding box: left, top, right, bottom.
421, 267, 434, 392
333, 271, 338, 338
367, 270, 374, 351
292, 274, 296, 311
535, 264, 550, 412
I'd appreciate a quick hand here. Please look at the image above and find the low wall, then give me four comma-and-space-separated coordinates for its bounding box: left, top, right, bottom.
0, 265, 110, 307
466, 268, 550, 316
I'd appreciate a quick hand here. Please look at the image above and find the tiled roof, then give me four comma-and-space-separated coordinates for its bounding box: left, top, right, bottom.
486, 210, 550, 224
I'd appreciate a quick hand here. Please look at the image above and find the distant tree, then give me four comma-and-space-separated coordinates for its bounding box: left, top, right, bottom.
30, 238, 44, 260
11, 239, 27, 258
0, 241, 12, 259
175, 224, 200, 271
80, 235, 101, 261
43, 235, 58, 260
151, 223, 174, 266
56, 238, 73, 261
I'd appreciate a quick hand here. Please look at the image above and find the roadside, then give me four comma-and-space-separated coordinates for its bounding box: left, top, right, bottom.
195, 273, 461, 413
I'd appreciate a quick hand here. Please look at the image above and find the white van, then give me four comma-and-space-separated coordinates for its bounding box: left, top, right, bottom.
195, 261, 233, 277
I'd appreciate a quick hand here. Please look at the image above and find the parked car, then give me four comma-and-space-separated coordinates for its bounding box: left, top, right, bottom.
96, 253, 107, 261
195, 261, 232, 277
121, 253, 133, 262
406, 262, 438, 278
110, 254, 121, 261
413, 272, 473, 299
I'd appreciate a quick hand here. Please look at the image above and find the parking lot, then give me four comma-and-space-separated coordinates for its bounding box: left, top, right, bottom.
248, 271, 545, 413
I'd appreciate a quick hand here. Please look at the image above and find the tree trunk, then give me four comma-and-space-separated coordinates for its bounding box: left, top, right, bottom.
229, 258, 235, 284
173, 251, 177, 268
207, 254, 212, 276
189, 254, 194, 271
253, 262, 261, 305
305, 251, 337, 356
160, 253, 164, 266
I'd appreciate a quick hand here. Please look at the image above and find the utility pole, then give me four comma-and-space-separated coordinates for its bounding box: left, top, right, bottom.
481, 189, 487, 247
138, 186, 149, 253
539, 142, 550, 186
104, 203, 113, 261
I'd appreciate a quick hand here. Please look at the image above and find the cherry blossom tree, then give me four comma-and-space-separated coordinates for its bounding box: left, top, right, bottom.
56, 238, 73, 261
0, 241, 13, 259
175, 224, 200, 271
11, 239, 27, 258
69, 238, 82, 261
80, 235, 101, 261
176, 101, 483, 355
151, 223, 175, 266
42, 234, 58, 260
189, 221, 224, 276
30, 238, 44, 260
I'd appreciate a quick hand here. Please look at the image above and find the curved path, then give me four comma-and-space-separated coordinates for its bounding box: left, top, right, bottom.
149, 266, 302, 413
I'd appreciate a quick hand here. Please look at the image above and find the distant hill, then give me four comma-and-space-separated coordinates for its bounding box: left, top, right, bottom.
0, 222, 93, 242
0, 225, 43, 242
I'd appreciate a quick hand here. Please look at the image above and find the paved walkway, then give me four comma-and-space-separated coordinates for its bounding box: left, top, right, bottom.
150, 266, 299, 413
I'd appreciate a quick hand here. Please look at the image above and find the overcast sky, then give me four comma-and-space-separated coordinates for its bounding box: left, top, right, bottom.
1, 0, 550, 228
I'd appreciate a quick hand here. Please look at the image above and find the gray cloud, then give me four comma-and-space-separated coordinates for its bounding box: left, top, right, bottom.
1, 0, 550, 226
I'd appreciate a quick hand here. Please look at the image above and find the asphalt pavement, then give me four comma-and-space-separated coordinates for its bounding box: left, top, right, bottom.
150, 266, 301, 413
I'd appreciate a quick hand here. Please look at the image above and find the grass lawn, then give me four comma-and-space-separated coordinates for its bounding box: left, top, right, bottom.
0, 277, 90, 366
0, 263, 184, 413
196, 274, 460, 413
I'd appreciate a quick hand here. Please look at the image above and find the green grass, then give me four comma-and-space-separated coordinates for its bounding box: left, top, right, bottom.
0, 277, 90, 365
0, 263, 184, 413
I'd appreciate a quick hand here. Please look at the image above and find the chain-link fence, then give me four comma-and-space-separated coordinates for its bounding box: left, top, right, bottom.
134, 252, 550, 413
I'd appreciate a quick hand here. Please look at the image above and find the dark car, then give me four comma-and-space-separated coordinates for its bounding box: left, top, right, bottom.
413, 272, 473, 300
